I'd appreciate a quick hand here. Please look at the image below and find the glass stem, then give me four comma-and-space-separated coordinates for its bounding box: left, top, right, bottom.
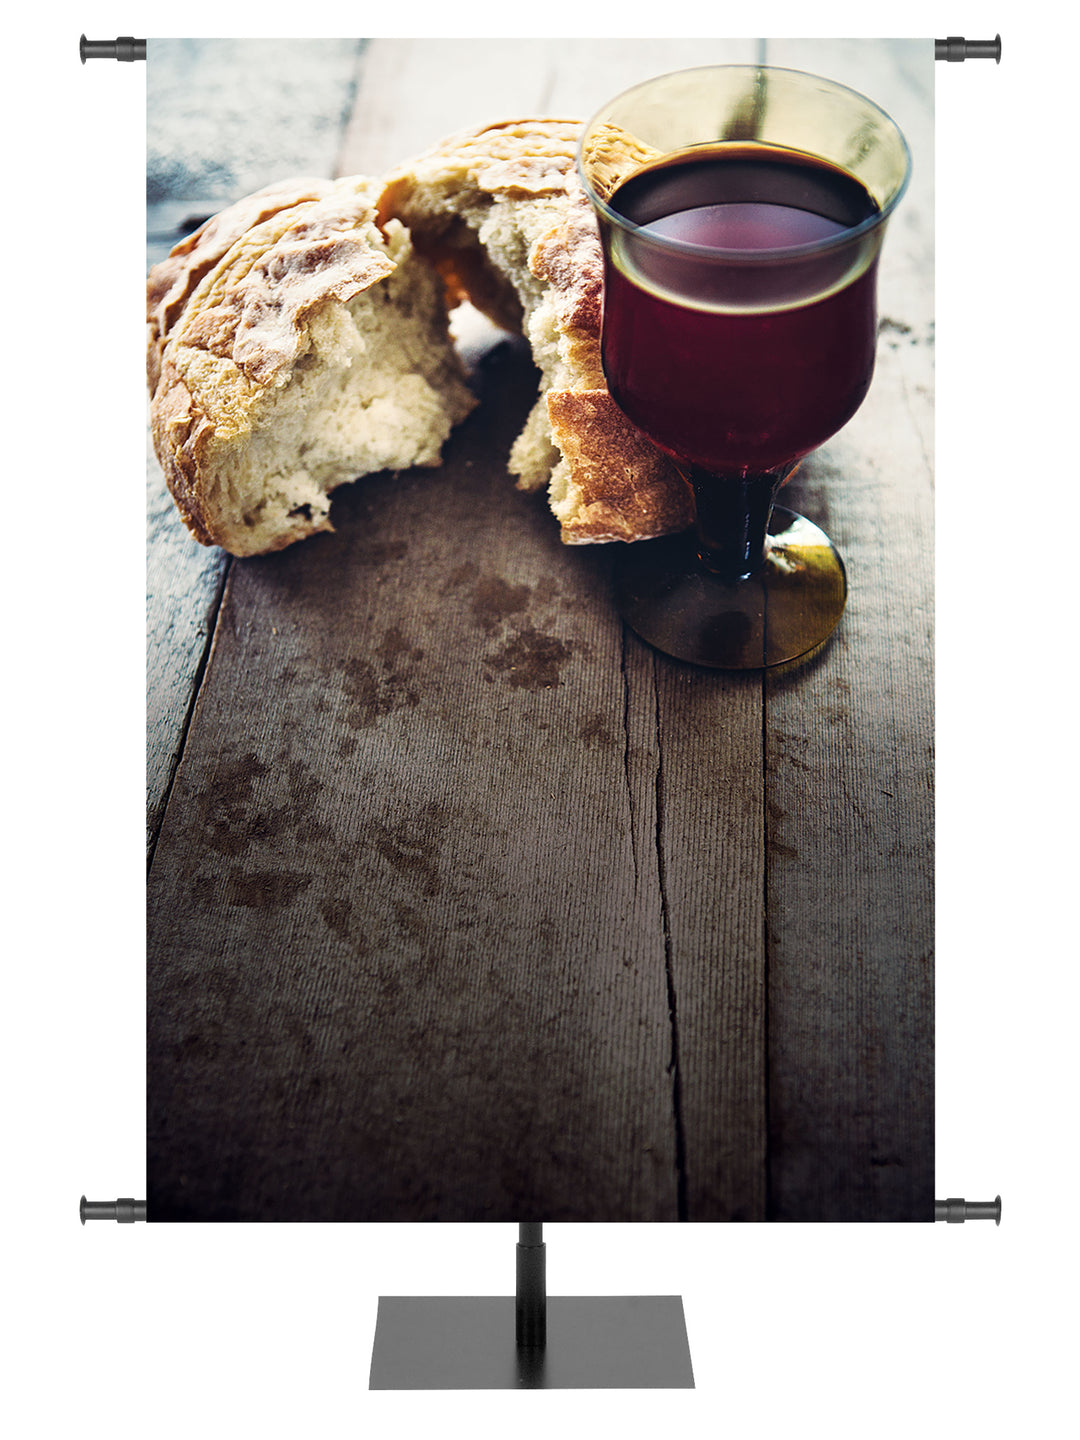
684, 464, 793, 581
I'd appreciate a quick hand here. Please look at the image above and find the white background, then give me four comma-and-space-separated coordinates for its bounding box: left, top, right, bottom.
6, 2, 1075, 1436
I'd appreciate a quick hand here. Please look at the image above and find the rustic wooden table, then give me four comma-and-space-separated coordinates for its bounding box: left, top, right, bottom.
146, 38, 934, 1222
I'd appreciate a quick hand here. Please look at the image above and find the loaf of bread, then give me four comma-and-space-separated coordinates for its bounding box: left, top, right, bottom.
378, 118, 691, 543
148, 121, 693, 556
148, 175, 475, 555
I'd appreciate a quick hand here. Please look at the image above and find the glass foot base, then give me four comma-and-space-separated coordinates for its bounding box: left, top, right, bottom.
614, 506, 847, 669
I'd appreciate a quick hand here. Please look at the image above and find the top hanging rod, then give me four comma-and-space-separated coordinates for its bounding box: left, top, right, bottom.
79, 36, 1001, 67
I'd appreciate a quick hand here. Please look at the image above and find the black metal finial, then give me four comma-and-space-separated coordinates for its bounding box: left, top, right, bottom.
80, 35, 146, 63
80, 1196, 147, 1223
934, 1196, 1002, 1223
935, 36, 1002, 62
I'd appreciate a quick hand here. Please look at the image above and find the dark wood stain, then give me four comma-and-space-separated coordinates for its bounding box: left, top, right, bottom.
362, 812, 445, 898
483, 623, 575, 690
225, 869, 315, 909
470, 575, 532, 632
341, 650, 421, 728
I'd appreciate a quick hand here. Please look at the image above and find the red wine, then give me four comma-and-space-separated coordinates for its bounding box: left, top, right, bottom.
602, 145, 882, 474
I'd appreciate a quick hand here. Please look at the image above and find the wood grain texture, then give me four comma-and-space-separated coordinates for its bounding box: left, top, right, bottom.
147, 38, 363, 203
147, 346, 678, 1220
654, 659, 767, 1221
146, 422, 229, 862
145, 41, 364, 860
146, 38, 933, 1222
762, 40, 934, 1219
335, 39, 758, 177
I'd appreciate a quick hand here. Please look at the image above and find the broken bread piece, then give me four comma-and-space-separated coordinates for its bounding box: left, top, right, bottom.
146, 176, 337, 396
148, 175, 475, 556
378, 118, 692, 544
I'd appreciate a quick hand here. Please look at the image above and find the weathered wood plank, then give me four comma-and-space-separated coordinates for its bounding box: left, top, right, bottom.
762, 39, 934, 1219
336, 38, 761, 177
654, 661, 767, 1221
336, 39, 563, 175
147, 346, 678, 1220
146, 41, 365, 862
147, 38, 364, 203
146, 422, 229, 862
337, 35, 771, 1223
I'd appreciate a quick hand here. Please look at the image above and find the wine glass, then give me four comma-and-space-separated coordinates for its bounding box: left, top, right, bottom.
578, 66, 911, 668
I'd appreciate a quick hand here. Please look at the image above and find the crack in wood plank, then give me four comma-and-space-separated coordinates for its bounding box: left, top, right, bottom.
619, 625, 640, 890
653, 653, 689, 1221
147, 557, 231, 874
761, 668, 774, 1221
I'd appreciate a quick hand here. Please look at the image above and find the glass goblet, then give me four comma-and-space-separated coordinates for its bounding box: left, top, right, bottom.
578, 65, 912, 668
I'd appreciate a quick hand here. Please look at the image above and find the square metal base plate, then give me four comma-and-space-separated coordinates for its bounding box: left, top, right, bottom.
369, 1295, 694, 1389
371, 1301, 694, 1388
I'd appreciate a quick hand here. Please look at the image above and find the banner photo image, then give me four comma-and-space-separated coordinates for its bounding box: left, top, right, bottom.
146, 37, 934, 1223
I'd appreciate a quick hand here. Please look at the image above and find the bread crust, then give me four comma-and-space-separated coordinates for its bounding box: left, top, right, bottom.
150, 354, 220, 547
147, 178, 337, 395
379, 118, 689, 544
149, 176, 459, 555
547, 390, 693, 541
148, 121, 692, 554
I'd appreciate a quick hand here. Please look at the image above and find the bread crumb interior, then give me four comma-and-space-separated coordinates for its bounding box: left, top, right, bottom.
207, 226, 474, 554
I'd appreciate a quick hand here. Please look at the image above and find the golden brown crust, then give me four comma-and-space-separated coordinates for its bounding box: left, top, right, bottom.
146, 178, 336, 394
150, 177, 403, 554
150, 354, 219, 547
379, 118, 583, 208
547, 390, 693, 542
528, 194, 605, 389
376, 117, 586, 335
149, 121, 692, 555
579, 122, 663, 203
172, 187, 396, 389
380, 117, 688, 545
